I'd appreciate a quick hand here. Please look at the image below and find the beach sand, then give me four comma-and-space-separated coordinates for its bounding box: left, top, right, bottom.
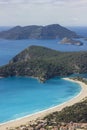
0, 78, 87, 130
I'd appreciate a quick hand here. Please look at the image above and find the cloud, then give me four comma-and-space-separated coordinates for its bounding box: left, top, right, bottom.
53, 0, 87, 7
0, 0, 50, 4
72, 18, 79, 21
0, 0, 87, 7
0, 0, 86, 4
0, 0, 87, 26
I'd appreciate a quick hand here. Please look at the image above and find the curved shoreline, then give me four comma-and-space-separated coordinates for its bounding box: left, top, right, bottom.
0, 78, 87, 130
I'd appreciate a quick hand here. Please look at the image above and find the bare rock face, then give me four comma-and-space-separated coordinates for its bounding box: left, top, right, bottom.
60, 37, 83, 46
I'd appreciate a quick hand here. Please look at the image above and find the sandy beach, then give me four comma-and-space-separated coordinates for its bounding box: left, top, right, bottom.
0, 78, 87, 130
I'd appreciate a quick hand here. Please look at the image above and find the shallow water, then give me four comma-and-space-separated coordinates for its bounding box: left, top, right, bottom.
0, 77, 81, 123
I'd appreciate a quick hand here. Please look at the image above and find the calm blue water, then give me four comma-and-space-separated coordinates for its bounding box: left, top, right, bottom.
0, 26, 87, 66
0, 77, 81, 123
0, 38, 87, 66
0, 26, 85, 123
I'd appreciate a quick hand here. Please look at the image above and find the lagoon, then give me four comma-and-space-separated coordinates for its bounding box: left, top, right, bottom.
0, 76, 81, 123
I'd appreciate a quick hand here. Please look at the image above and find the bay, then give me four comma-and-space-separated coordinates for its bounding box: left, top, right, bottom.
0, 26, 85, 124
0, 77, 81, 123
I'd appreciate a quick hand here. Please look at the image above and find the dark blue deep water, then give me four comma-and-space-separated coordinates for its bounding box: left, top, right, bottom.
0, 38, 87, 66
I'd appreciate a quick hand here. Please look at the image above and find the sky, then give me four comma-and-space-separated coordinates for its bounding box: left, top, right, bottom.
0, 0, 87, 26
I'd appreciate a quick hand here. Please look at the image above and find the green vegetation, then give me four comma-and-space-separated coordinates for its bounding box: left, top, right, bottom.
0, 46, 87, 82
44, 98, 87, 123
1, 46, 86, 130
71, 76, 87, 84
8, 98, 87, 130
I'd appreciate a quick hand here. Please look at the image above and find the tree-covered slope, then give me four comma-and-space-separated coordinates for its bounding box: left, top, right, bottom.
0, 24, 80, 40
44, 98, 87, 123
0, 46, 87, 82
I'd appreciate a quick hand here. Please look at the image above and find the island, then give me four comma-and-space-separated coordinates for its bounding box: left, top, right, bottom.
60, 37, 83, 46
0, 24, 80, 40
0, 45, 87, 82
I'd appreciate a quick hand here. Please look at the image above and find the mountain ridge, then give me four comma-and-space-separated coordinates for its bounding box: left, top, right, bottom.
0, 24, 80, 40
0, 46, 87, 82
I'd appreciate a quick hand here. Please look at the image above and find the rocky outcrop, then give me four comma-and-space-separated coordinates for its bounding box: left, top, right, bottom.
60, 37, 83, 46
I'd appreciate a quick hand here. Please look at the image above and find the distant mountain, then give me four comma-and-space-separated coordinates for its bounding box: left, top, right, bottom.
0, 26, 12, 32
0, 46, 87, 82
0, 24, 80, 40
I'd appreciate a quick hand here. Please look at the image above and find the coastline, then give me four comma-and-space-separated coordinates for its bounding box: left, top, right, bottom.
0, 78, 87, 130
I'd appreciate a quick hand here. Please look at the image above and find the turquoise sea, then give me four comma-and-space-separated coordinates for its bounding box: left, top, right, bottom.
0, 27, 86, 123
0, 77, 81, 123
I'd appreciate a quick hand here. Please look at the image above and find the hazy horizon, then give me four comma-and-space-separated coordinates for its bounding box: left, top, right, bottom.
0, 25, 87, 27
0, 0, 87, 26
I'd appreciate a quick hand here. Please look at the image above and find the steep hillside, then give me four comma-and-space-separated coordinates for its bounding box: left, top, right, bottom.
45, 98, 87, 123
0, 46, 87, 82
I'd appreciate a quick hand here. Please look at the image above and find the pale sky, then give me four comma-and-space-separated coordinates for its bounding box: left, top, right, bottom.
0, 0, 87, 26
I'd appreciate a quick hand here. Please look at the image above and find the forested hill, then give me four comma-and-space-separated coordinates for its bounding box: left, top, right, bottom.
0, 24, 80, 40
0, 46, 87, 82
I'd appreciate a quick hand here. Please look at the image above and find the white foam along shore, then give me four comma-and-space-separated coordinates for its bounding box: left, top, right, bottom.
0, 78, 87, 130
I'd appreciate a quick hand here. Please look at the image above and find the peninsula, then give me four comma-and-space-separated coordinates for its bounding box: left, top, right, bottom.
0, 46, 87, 82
